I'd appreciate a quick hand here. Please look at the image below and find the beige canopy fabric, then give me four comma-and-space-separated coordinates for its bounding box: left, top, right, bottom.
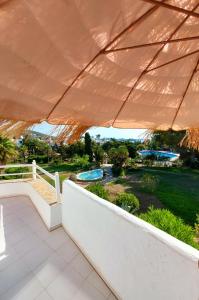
0, 0, 199, 141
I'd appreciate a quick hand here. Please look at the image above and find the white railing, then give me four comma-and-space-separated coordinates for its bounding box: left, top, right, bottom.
0, 160, 61, 202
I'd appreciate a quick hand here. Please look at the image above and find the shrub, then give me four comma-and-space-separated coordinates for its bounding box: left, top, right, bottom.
115, 192, 140, 214
140, 207, 199, 249
72, 155, 90, 169
4, 166, 30, 179
112, 165, 126, 176
195, 213, 199, 238
109, 146, 129, 176
27, 155, 49, 164
141, 173, 159, 192
86, 183, 109, 200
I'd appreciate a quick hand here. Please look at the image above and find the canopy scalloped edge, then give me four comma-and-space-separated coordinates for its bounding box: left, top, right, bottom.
0, 119, 199, 150
180, 129, 199, 151
0, 119, 90, 144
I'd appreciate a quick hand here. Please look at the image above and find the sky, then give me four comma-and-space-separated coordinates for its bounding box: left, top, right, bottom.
34, 122, 146, 140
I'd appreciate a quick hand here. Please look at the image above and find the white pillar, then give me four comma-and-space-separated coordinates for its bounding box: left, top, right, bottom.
55, 172, 61, 202
32, 160, 37, 180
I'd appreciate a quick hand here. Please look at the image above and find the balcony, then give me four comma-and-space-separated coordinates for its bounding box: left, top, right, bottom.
0, 163, 199, 300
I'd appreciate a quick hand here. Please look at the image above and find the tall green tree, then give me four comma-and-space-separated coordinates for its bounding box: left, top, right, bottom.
149, 130, 199, 167
84, 132, 93, 162
94, 145, 104, 166
150, 130, 185, 151
109, 145, 129, 175
18, 145, 28, 162
0, 136, 18, 164
23, 136, 51, 155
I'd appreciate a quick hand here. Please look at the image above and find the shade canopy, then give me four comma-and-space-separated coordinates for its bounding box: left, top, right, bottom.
0, 0, 199, 140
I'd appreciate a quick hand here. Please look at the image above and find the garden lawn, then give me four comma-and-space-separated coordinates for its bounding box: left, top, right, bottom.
40, 162, 93, 190
40, 162, 85, 173
133, 168, 199, 226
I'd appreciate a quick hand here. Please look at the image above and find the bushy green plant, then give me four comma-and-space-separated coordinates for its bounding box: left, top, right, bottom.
127, 158, 138, 169
141, 173, 159, 192
0, 135, 18, 164
27, 155, 49, 164
86, 183, 109, 200
115, 192, 139, 214
109, 145, 129, 176
112, 166, 126, 176
195, 213, 199, 237
72, 155, 90, 169
140, 207, 199, 249
4, 166, 30, 179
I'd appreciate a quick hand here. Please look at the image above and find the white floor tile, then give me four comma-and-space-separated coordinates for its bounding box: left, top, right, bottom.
69, 253, 93, 279
74, 281, 107, 300
33, 252, 67, 287
0, 195, 112, 300
47, 267, 85, 300
0, 246, 20, 271
15, 232, 43, 257
22, 242, 53, 271
6, 226, 30, 246
0, 257, 31, 295
2, 273, 44, 300
34, 290, 53, 300
32, 224, 52, 240
56, 239, 80, 263
45, 228, 69, 250
86, 271, 111, 298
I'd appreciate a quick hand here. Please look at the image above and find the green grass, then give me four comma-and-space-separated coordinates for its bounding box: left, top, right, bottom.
40, 162, 199, 226
136, 168, 199, 226
40, 162, 84, 173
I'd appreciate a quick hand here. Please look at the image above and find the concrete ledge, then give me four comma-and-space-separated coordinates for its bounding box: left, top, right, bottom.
62, 180, 199, 300
0, 181, 61, 230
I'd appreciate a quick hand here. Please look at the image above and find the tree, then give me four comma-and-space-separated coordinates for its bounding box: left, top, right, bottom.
150, 130, 185, 151
109, 145, 129, 175
23, 136, 51, 156
149, 130, 199, 167
94, 145, 104, 166
102, 139, 121, 152
84, 132, 93, 162
96, 134, 101, 140
0, 136, 18, 164
124, 141, 137, 158
18, 145, 28, 162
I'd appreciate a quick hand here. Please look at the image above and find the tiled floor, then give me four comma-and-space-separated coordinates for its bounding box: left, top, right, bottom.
0, 195, 117, 300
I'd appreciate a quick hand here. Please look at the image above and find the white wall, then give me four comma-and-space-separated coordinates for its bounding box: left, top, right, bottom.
62, 180, 199, 300
0, 181, 61, 230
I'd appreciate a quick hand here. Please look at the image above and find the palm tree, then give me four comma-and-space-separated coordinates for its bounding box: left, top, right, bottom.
0, 136, 18, 164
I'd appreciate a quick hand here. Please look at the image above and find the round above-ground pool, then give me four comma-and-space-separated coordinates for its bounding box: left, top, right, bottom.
138, 150, 180, 161
76, 169, 103, 181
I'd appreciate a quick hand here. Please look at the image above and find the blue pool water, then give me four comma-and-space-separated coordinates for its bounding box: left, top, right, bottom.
138, 150, 180, 161
77, 169, 103, 181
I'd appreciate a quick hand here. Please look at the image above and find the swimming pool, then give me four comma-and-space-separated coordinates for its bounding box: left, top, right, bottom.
138, 150, 180, 161
76, 169, 103, 181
